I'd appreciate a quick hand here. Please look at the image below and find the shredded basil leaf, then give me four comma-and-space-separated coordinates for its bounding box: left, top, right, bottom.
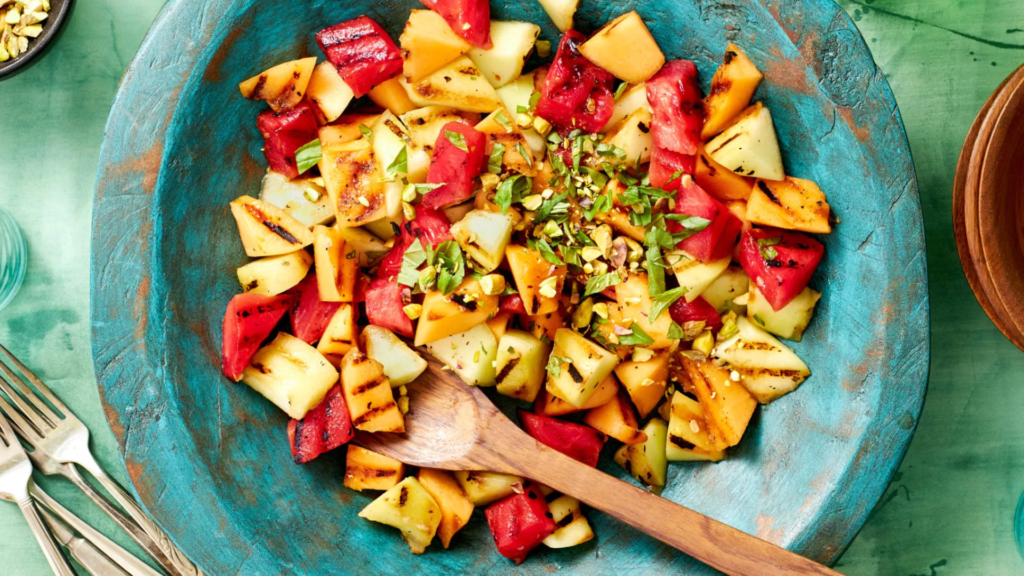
648, 287, 688, 323
533, 238, 564, 265
517, 143, 532, 168
545, 355, 570, 378
494, 174, 530, 214
618, 322, 655, 346
397, 239, 426, 287
667, 321, 686, 340
584, 271, 621, 296
359, 124, 373, 139
445, 130, 469, 152
294, 139, 322, 175
614, 82, 629, 100
495, 111, 513, 131
528, 91, 541, 111
386, 145, 408, 176
488, 143, 506, 175
430, 240, 466, 295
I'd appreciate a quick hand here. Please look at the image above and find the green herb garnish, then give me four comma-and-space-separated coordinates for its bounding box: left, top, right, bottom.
294, 139, 322, 175
445, 130, 469, 152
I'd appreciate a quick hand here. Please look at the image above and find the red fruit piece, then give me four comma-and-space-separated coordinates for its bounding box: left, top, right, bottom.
649, 147, 696, 192
738, 228, 824, 311
221, 293, 293, 381
518, 410, 606, 467
670, 178, 742, 262
421, 122, 487, 209
420, 0, 492, 48
316, 16, 403, 97
287, 384, 354, 464
256, 101, 319, 178
485, 484, 558, 564
500, 294, 527, 315
364, 278, 414, 337
646, 60, 704, 156
403, 206, 453, 247
669, 296, 723, 335
535, 31, 616, 133
376, 235, 415, 282
288, 272, 342, 344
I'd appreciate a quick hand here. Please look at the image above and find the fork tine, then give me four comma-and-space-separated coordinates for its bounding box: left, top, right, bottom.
0, 371, 57, 433
0, 409, 16, 444
0, 343, 69, 416
0, 393, 44, 444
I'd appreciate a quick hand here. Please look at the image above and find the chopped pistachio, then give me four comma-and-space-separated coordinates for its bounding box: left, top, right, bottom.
480, 274, 505, 296
480, 172, 500, 190
622, 237, 644, 263
591, 261, 609, 275
418, 266, 437, 291
581, 246, 603, 262
590, 224, 613, 257
521, 194, 543, 211
403, 202, 416, 222
536, 40, 552, 58
631, 347, 656, 362
5, 7, 19, 24
593, 302, 609, 319
516, 113, 533, 128
582, 262, 594, 274
403, 303, 422, 320
573, 298, 594, 329
532, 116, 552, 136
401, 184, 418, 202
732, 292, 750, 306
303, 187, 321, 202
398, 396, 410, 414
538, 276, 559, 298
692, 330, 715, 357
542, 220, 562, 237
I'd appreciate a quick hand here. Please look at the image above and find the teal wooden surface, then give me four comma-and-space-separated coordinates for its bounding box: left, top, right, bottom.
0, 0, 1021, 574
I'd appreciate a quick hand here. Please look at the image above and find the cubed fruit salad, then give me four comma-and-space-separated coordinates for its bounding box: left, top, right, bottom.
223, 0, 833, 563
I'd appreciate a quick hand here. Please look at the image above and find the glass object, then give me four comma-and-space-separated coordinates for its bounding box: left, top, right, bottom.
0, 207, 26, 311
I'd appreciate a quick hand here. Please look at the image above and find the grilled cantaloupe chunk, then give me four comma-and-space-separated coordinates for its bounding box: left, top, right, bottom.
359, 477, 441, 555
614, 271, 673, 349
546, 329, 621, 408
306, 61, 355, 123
450, 209, 515, 272
705, 102, 784, 181
415, 278, 500, 346
236, 250, 313, 296
579, 11, 664, 84
711, 317, 810, 403
584, 389, 647, 445
695, 144, 755, 201
338, 226, 389, 267
402, 56, 504, 113
523, 309, 564, 342
506, 245, 567, 316
669, 249, 730, 303
230, 196, 314, 257
679, 356, 756, 448
702, 44, 764, 140
401, 105, 480, 182
316, 303, 357, 358
666, 392, 726, 461
468, 21, 541, 88
542, 495, 595, 548
426, 324, 499, 387
748, 286, 822, 341
369, 78, 419, 116
417, 468, 475, 549
320, 139, 389, 227
475, 108, 537, 176
746, 177, 832, 234
400, 10, 472, 83
362, 325, 428, 387
258, 172, 334, 229
454, 471, 523, 505
487, 312, 512, 342
494, 330, 550, 402
613, 352, 668, 418
242, 333, 339, 420
238, 57, 317, 112
535, 375, 618, 416
594, 180, 647, 242
340, 348, 404, 432
319, 113, 381, 146
614, 418, 668, 493
344, 445, 406, 491
313, 225, 358, 302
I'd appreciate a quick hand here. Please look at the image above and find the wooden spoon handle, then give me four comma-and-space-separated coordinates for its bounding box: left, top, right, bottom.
514, 446, 841, 576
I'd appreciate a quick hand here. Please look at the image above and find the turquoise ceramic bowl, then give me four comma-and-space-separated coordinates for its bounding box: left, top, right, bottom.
91, 0, 929, 573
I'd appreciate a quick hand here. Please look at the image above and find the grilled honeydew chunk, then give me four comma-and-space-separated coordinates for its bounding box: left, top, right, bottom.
468, 21, 541, 88
669, 250, 731, 303
494, 330, 550, 402
236, 250, 313, 296
358, 477, 441, 555
705, 102, 784, 181
242, 333, 338, 420
546, 328, 621, 408
426, 323, 499, 386
711, 317, 810, 403
401, 56, 503, 113
362, 325, 428, 387
450, 209, 514, 272
230, 196, 314, 257
542, 495, 594, 548
257, 172, 334, 228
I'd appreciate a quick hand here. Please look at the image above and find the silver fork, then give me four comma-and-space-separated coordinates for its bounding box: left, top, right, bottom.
0, 410, 77, 576
0, 343, 202, 576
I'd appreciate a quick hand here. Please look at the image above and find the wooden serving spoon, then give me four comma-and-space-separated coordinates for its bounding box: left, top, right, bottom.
355, 362, 841, 576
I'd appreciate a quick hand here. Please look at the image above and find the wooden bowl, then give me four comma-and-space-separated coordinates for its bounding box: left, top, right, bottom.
90, 0, 930, 573
954, 64, 1024, 351
0, 0, 74, 80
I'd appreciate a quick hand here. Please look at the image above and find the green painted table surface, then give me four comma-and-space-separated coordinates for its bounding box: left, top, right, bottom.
0, 0, 1022, 574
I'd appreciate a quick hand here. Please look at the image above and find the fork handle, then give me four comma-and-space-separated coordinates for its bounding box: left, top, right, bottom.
80, 459, 204, 576
17, 496, 78, 576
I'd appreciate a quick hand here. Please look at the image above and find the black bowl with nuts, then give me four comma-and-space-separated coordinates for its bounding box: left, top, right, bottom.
0, 0, 73, 79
